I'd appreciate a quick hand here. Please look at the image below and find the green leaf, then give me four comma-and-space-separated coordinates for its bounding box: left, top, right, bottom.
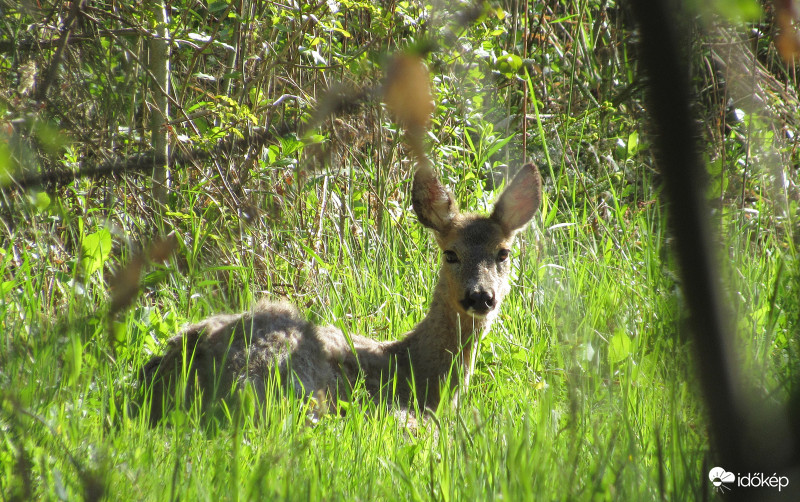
33, 120, 70, 153
240, 382, 256, 419
0, 280, 15, 297
81, 229, 112, 278
208, 1, 229, 14
706, 174, 728, 199
706, 157, 723, 175
0, 141, 11, 186
63, 335, 83, 386
280, 135, 304, 156
626, 131, 639, 158
300, 243, 331, 270
485, 134, 514, 159
608, 331, 632, 365
266, 145, 279, 164
495, 53, 522, 76
332, 27, 351, 38
165, 211, 191, 220
704, 0, 761, 21
34, 191, 51, 212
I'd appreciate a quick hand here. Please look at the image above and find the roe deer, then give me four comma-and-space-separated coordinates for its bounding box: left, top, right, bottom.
137, 163, 542, 424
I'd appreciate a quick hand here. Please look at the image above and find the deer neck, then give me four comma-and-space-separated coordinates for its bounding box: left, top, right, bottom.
391, 277, 495, 380
422, 279, 492, 350
350, 276, 497, 408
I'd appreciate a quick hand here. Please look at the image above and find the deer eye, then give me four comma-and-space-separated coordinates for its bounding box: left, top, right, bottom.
443, 250, 460, 264
497, 249, 510, 262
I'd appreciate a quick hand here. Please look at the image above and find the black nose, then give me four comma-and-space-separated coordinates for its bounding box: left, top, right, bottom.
461, 290, 496, 313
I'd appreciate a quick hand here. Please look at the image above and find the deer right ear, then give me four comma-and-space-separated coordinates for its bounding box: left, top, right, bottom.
412, 165, 458, 233
491, 163, 542, 235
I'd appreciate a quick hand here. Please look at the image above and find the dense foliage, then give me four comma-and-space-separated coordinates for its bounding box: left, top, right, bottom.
1, 0, 798, 499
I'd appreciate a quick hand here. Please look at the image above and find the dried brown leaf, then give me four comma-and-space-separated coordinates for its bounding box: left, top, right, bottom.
776, 0, 800, 61
384, 53, 433, 145
148, 233, 178, 263
109, 235, 177, 317
109, 256, 144, 317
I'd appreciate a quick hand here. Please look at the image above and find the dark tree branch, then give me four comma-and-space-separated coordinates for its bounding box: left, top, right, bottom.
0, 29, 142, 54
3, 126, 275, 192
628, 0, 798, 490
3, 75, 379, 194
34, 0, 84, 102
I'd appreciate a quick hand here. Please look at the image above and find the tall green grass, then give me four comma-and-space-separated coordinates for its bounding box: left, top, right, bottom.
2, 158, 754, 500
2, 1, 799, 500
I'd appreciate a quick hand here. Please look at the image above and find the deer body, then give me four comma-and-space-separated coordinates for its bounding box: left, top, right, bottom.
138, 164, 541, 423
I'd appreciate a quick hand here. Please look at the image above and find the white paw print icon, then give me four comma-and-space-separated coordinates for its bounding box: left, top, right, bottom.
709, 467, 736, 492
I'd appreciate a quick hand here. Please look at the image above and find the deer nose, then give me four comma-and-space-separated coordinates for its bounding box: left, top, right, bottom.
461, 290, 496, 314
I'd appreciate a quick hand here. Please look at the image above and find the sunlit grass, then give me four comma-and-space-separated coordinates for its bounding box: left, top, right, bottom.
2, 0, 799, 499
0, 166, 738, 500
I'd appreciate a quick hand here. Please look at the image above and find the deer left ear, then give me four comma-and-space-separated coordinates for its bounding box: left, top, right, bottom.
412, 165, 459, 234
491, 163, 542, 235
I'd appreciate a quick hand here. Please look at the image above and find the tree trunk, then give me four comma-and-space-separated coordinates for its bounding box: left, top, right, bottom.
149, 0, 170, 205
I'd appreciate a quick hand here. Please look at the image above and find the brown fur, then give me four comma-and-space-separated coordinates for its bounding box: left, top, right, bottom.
136, 164, 542, 424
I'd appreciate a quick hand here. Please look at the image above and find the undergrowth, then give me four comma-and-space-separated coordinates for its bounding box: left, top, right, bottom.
1, 0, 799, 500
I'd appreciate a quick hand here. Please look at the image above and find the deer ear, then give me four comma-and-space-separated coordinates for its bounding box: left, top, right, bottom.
491, 163, 542, 235
412, 165, 458, 233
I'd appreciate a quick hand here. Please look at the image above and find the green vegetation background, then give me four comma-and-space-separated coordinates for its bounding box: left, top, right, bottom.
1, 0, 798, 500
